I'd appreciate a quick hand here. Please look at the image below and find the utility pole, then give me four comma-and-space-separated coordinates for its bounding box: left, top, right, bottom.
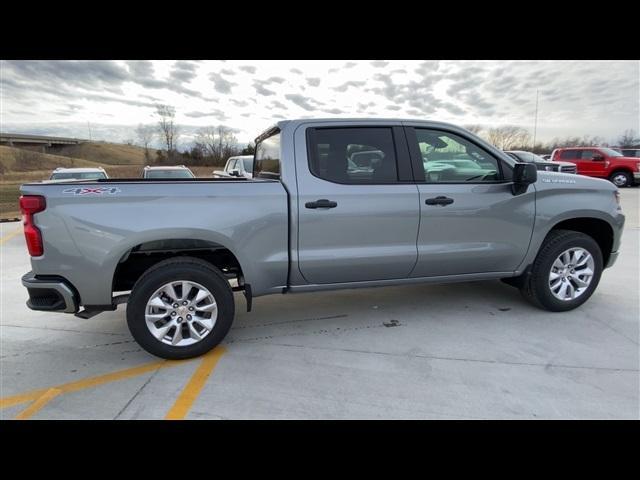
532, 89, 539, 151
87, 121, 92, 141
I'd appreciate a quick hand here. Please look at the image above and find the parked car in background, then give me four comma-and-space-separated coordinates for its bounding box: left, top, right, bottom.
551, 147, 640, 187
20, 118, 625, 359
505, 150, 577, 174
612, 147, 640, 158
49, 167, 108, 180
213, 155, 254, 179
142, 165, 195, 179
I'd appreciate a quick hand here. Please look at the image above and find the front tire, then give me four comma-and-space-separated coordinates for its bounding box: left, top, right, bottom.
609, 171, 632, 188
126, 257, 235, 359
519, 230, 603, 312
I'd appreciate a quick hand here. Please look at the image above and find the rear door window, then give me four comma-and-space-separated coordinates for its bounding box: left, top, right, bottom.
307, 127, 399, 184
560, 150, 580, 160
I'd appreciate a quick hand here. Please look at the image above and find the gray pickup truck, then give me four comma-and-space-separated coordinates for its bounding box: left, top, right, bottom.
20, 119, 625, 359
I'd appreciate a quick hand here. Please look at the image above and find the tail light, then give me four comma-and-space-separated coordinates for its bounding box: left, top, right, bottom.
19, 195, 46, 256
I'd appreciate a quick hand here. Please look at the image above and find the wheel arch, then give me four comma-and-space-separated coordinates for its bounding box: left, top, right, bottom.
112, 235, 246, 294
545, 217, 614, 266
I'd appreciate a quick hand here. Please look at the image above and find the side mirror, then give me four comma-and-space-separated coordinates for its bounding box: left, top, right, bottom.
230, 170, 239, 177
512, 162, 537, 195
592, 154, 604, 161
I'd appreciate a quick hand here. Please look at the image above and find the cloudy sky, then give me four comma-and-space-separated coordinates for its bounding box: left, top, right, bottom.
1, 60, 638, 147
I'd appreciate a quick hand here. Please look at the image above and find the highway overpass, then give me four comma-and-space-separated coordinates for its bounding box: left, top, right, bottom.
0, 132, 87, 148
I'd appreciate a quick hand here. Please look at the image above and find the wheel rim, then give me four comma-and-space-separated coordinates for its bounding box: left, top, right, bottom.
145, 280, 218, 347
548, 247, 595, 301
612, 174, 627, 186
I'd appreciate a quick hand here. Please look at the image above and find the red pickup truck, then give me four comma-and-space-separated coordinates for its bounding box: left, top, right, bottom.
551, 147, 640, 187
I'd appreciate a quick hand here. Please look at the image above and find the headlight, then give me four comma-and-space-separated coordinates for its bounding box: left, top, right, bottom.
614, 190, 621, 208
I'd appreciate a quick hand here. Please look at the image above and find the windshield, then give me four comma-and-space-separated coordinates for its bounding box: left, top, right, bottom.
599, 148, 623, 157
50, 172, 107, 180
145, 169, 194, 179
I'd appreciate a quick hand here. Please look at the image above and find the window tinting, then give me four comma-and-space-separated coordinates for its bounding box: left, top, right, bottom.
50, 172, 107, 180
308, 128, 398, 184
254, 133, 281, 179
415, 129, 501, 183
242, 157, 253, 171
145, 169, 194, 179
560, 150, 580, 160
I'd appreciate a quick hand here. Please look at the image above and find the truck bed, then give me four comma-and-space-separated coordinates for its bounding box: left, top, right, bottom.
20, 178, 290, 306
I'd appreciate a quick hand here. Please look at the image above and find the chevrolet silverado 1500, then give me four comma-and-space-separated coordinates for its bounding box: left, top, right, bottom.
20, 119, 625, 359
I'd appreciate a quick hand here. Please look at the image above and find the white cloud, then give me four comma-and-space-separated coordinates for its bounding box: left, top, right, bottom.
1, 60, 638, 146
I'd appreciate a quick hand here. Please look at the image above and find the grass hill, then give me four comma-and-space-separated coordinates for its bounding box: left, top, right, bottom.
53, 142, 148, 165
1, 141, 150, 219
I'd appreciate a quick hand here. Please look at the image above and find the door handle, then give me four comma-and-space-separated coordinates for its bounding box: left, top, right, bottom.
425, 196, 454, 206
305, 199, 338, 209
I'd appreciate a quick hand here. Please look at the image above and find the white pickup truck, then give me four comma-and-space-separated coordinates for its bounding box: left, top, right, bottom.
212, 155, 254, 179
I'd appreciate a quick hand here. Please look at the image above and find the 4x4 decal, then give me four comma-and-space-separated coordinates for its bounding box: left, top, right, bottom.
62, 187, 121, 195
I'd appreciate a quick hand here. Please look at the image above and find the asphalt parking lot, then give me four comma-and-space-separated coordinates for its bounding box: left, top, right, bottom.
1, 189, 638, 420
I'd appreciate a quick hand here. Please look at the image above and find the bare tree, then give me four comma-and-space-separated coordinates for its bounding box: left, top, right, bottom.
617, 129, 640, 147
194, 126, 240, 165
464, 124, 484, 136
155, 104, 180, 161
486, 126, 531, 150
135, 123, 155, 163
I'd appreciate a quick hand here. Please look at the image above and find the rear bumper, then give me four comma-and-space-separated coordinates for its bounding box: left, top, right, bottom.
633, 172, 640, 180
21, 271, 78, 313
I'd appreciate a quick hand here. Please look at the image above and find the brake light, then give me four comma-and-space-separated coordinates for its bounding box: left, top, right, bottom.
19, 195, 46, 256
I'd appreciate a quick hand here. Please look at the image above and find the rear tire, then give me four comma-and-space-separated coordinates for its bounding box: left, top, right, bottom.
609, 171, 632, 188
519, 230, 603, 312
126, 257, 235, 359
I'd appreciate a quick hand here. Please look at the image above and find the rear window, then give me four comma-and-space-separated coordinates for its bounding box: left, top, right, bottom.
145, 169, 194, 179
254, 132, 281, 179
50, 172, 107, 180
620, 149, 640, 157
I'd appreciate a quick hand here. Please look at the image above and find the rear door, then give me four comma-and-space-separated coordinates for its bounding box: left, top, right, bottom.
558, 149, 581, 172
295, 123, 419, 284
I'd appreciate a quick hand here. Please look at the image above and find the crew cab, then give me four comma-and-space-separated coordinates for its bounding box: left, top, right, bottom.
551, 147, 640, 187
20, 119, 625, 359
212, 155, 254, 179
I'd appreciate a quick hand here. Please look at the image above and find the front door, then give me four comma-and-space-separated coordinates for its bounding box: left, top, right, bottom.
406, 127, 535, 277
296, 124, 420, 284
579, 149, 608, 178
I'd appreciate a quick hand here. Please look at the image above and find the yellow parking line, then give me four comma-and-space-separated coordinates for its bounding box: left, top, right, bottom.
165, 347, 226, 420
15, 388, 62, 420
0, 359, 181, 410
0, 227, 22, 245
